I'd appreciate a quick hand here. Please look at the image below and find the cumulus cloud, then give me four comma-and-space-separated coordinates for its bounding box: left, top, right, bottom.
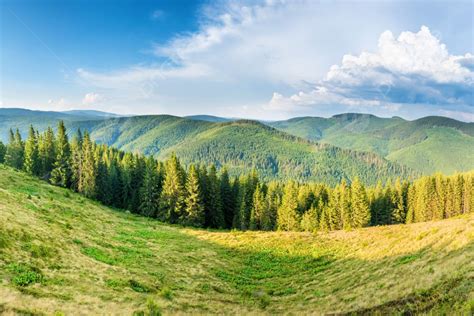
268, 26, 473, 119
75, 1, 473, 120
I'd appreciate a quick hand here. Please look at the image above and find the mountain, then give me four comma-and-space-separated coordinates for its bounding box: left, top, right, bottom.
61, 109, 121, 118
0, 108, 113, 143
269, 113, 474, 174
185, 114, 233, 122
0, 165, 472, 314
83, 116, 413, 185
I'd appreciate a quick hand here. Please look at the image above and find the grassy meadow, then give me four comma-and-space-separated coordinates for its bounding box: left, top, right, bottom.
0, 164, 473, 315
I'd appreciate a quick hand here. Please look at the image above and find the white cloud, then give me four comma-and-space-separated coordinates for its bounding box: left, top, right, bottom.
269, 26, 473, 119
82, 92, 104, 105
74, 1, 473, 120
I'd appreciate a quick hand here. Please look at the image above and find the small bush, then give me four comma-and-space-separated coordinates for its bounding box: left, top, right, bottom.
7, 263, 43, 287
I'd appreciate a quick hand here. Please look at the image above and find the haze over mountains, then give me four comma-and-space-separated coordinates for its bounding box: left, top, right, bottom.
1, 108, 472, 183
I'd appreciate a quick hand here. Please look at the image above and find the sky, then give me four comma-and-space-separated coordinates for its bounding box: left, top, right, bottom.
1, 0, 473, 121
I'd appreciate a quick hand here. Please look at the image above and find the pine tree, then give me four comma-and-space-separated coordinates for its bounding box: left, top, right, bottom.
262, 182, 280, 231
159, 153, 185, 223
139, 157, 162, 218
249, 183, 265, 230
78, 131, 96, 198
350, 178, 371, 228
39, 127, 56, 177
50, 121, 71, 187
219, 167, 234, 228
277, 181, 300, 231
69, 129, 83, 191
183, 164, 205, 227
391, 179, 407, 224
23, 125, 40, 175
207, 165, 225, 228
5, 129, 24, 169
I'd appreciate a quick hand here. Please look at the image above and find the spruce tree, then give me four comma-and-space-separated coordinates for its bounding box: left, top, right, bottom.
139, 157, 161, 218
159, 153, 185, 223
277, 181, 300, 231
207, 165, 225, 228
262, 182, 280, 231
69, 128, 83, 191
5, 129, 24, 169
39, 127, 56, 177
78, 131, 96, 198
220, 167, 234, 228
350, 178, 371, 228
249, 183, 265, 230
183, 164, 205, 227
23, 125, 40, 175
50, 121, 71, 187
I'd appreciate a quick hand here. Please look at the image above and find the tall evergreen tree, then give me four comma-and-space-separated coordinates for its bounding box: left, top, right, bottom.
50, 121, 71, 187
183, 164, 205, 227
159, 153, 185, 223
351, 178, 371, 228
23, 125, 40, 175
249, 183, 266, 230
207, 165, 225, 228
277, 181, 300, 231
139, 157, 162, 218
39, 127, 56, 177
219, 167, 234, 228
78, 131, 96, 198
69, 128, 83, 191
5, 129, 24, 169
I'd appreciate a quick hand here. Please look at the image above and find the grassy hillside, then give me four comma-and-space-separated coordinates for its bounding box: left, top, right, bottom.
0, 165, 473, 315
269, 113, 474, 174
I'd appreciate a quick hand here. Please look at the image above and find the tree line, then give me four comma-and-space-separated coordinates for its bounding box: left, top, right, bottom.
0, 122, 472, 231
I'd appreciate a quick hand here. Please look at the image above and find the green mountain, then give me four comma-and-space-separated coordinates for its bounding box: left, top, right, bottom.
269, 113, 474, 174
0, 108, 109, 143
1, 165, 472, 314
85, 116, 411, 184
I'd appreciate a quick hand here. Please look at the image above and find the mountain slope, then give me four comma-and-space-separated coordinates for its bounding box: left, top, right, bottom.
269, 113, 474, 174
84, 117, 412, 184
0, 165, 472, 314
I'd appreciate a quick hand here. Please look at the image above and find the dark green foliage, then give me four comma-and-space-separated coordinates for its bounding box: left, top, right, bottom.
3, 122, 473, 234
0, 140, 6, 163
183, 164, 205, 227
5, 129, 24, 169
159, 153, 185, 223
139, 157, 162, 218
50, 121, 71, 187
23, 125, 40, 176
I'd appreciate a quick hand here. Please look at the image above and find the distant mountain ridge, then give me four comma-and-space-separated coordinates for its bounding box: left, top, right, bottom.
269, 113, 474, 174
0, 108, 472, 178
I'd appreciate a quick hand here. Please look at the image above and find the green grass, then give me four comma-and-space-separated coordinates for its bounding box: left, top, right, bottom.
0, 164, 473, 314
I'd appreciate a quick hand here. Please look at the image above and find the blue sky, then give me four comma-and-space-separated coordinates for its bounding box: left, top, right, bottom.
1, 0, 473, 121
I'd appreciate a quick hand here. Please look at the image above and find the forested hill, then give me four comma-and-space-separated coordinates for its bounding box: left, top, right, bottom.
77, 116, 412, 184
269, 113, 474, 174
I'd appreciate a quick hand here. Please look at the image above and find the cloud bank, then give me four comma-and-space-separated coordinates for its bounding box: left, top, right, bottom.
76, 1, 473, 120
268, 26, 473, 120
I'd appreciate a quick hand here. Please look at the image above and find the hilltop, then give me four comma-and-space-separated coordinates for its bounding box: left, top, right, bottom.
1, 108, 472, 177
0, 165, 472, 314
269, 113, 474, 174
0, 111, 414, 185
